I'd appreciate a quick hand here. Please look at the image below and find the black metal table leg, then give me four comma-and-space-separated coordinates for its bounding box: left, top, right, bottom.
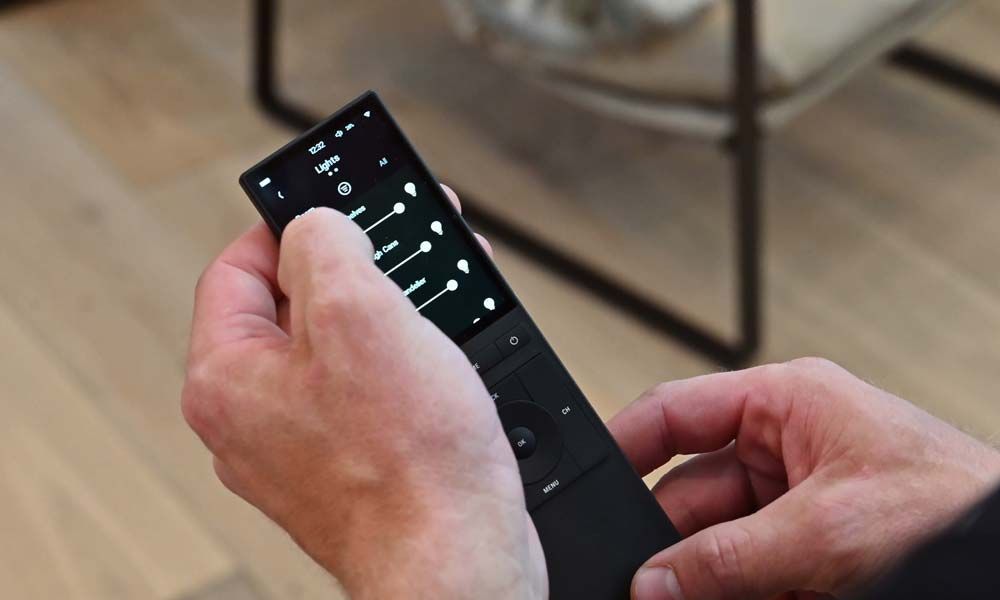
253, 0, 316, 130
731, 0, 763, 361
891, 45, 1000, 110
249, 0, 763, 368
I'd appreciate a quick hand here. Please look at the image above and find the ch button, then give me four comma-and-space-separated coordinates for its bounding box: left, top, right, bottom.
497, 324, 532, 357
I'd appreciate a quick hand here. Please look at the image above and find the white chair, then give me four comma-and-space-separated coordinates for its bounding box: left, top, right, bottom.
443, 1, 958, 135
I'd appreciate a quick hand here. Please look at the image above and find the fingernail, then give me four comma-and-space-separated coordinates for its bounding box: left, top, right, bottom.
634, 566, 684, 600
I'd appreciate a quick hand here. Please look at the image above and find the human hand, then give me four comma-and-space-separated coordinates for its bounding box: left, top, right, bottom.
609, 358, 1000, 600
181, 188, 545, 599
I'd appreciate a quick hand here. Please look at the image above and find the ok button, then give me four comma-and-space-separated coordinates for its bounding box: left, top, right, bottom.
498, 401, 562, 484
507, 426, 537, 460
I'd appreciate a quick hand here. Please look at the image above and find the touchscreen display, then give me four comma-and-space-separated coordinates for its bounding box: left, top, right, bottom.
241, 93, 514, 344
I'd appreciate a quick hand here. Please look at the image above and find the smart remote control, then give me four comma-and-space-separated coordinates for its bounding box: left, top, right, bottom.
239, 91, 681, 599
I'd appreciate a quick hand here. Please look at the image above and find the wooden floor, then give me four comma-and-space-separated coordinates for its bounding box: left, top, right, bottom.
1, 1, 999, 598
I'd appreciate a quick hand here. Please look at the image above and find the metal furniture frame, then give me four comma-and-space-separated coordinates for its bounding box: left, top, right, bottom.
250, 0, 1000, 368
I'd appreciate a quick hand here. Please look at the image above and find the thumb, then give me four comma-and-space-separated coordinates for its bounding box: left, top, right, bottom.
632, 497, 821, 600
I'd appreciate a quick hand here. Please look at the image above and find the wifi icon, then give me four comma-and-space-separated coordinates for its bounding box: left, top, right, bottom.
363, 111, 371, 118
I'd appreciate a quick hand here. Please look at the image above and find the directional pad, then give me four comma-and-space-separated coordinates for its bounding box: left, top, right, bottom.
498, 401, 562, 484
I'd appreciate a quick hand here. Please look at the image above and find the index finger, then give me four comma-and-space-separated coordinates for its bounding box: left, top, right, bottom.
441, 183, 493, 257
189, 222, 288, 363
441, 183, 461, 212
607, 365, 789, 477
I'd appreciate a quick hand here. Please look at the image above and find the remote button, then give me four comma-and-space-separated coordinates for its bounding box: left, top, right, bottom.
516, 356, 608, 472
507, 427, 537, 460
469, 344, 502, 375
489, 376, 530, 406
498, 401, 561, 484
525, 453, 582, 511
496, 324, 532, 357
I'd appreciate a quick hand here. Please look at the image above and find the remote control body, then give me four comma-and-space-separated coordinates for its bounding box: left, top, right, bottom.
239, 91, 680, 599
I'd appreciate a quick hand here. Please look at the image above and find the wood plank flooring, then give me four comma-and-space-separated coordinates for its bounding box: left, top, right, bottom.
1, 0, 998, 597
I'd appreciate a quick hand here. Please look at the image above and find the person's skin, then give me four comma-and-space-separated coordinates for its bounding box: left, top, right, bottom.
609, 360, 1000, 600
183, 188, 1000, 600
182, 188, 546, 599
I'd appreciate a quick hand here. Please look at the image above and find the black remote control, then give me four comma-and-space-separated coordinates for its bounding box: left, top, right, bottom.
239, 91, 680, 599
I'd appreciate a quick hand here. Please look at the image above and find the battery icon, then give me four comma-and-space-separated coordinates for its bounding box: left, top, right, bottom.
259, 177, 272, 188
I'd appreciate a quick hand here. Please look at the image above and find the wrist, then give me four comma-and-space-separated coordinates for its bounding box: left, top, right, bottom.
934, 436, 1000, 508
290, 474, 544, 599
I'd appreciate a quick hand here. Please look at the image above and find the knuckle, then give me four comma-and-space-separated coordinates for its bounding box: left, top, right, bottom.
307, 292, 349, 330
751, 362, 788, 387
696, 528, 753, 593
194, 260, 224, 298
743, 362, 789, 405
744, 361, 822, 418
213, 458, 245, 498
181, 359, 228, 441
309, 266, 405, 332
787, 356, 843, 374
181, 389, 213, 440
643, 381, 671, 403
309, 269, 382, 325
785, 357, 855, 404
747, 358, 844, 399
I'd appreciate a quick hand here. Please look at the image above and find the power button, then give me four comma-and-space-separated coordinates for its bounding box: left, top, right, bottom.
497, 324, 532, 357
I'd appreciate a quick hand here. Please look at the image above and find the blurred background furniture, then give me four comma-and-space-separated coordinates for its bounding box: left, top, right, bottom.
3, 1, 1000, 597
252, 0, 1000, 367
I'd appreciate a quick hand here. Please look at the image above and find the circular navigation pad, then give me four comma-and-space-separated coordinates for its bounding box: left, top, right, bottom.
498, 401, 562, 484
